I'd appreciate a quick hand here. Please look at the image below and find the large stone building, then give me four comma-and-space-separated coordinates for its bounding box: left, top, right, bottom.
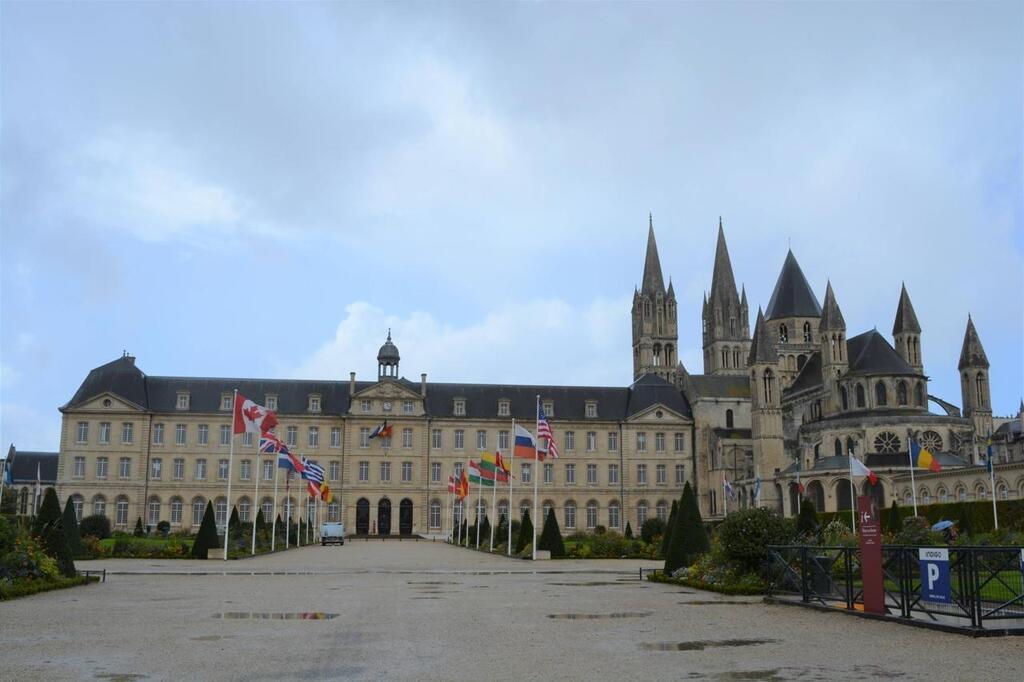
52, 218, 1022, 536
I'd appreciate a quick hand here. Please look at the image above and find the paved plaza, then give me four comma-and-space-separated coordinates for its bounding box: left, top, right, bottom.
3, 541, 1022, 681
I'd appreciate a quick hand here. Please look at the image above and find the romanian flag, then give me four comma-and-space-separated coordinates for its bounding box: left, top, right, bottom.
480, 452, 511, 482
910, 439, 942, 472
514, 424, 541, 460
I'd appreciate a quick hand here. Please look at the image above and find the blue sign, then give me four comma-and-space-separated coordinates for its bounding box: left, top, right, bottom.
919, 548, 951, 604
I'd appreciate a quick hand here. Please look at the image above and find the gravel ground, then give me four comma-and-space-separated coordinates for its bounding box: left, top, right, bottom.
3, 541, 1021, 681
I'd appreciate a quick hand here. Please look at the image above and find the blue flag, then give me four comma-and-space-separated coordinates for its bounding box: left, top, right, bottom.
753, 477, 762, 499
985, 440, 994, 473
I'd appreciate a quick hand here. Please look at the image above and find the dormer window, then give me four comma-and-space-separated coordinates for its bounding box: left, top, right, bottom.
220, 393, 233, 411
308, 394, 321, 413
585, 401, 597, 418
361, 400, 371, 413
542, 401, 554, 417
498, 400, 510, 417
265, 395, 278, 411
176, 392, 190, 410
403, 400, 414, 414
454, 399, 466, 416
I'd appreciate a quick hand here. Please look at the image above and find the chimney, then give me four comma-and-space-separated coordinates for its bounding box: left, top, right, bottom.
349, 372, 356, 396
421, 373, 427, 397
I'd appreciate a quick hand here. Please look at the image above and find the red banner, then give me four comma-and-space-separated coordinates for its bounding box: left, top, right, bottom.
857, 495, 885, 615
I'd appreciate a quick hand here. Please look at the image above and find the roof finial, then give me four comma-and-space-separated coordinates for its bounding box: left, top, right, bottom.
387, 328, 392, 341
649, 212, 653, 229
719, 215, 722, 229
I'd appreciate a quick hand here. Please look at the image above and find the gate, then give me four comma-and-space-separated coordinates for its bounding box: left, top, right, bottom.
378, 498, 391, 536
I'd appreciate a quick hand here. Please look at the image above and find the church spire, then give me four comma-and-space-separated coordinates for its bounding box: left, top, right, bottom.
819, 281, 846, 331
748, 307, 777, 365
958, 314, 989, 370
641, 215, 666, 295
709, 217, 739, 305
892, 283, 922, 335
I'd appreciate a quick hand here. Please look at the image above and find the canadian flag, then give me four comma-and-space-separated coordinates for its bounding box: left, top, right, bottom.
232, 393, 279, 435
850, 456, 878, 485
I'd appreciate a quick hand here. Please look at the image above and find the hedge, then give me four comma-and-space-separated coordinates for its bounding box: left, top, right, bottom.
0, 574, 98, 601
818, 498, 1024, 535
646, 570, 766, 596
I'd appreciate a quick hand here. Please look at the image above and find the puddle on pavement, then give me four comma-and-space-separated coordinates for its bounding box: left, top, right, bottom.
189, 635, 234, 642
212, 612, 339, 620
678, 600, 760, 606
407, 581, 460, 585
548, 581, 636, 587
548, 612, 652, 619
94, 676, 147, 681
412, 596, 440, 600
640, 638, 777, 651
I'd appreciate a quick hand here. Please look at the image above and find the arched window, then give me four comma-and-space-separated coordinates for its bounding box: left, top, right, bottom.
721, 349, 729, 368
329, 501, 341, 522
803, 322, 812, 342
762, 369, 774, 403
238, 497, 251, 523
897, 381, 908, 405
261, 497, 274, 520
875, 381, 887, 406
608, 501, 620, 529
834, 438, 843, 457
855, 384, 866, 408
733, 347, 740, 367
976, 373, 986, 404
779, 324, 788, 343
846, 437, 855, 456
586, 501, 599, 529
170, 497, 184, 524
93, 495, 107, 518
915, 382, 925, 407
841, 386, 849, 411
147, 496, 161, 526
192, 497, 206, 526
726, 409, 734, 429
564, 501, 577, 530
656, 500, 668, 522
71, 494, 84, 521
214, 497, 228, 527
115, 496, 129, 526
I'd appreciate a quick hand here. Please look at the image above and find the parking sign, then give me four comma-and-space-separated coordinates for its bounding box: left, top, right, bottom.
919, 548, 951, 604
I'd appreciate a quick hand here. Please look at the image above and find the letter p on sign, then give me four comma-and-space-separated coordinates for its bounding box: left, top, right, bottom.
919, 548, 951, 604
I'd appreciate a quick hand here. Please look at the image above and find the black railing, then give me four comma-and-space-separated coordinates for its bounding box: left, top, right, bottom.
765, 545, 1024, 631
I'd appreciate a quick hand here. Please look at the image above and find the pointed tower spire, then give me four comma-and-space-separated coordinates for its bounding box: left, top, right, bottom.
740, 284, 748, 308
892, 283, 922, 335
667, 277, 675, 299
819, 281, 846, 331
641, 215, 665, 295
709, 217, 739, 304
765, 250, 822, 320
748, 307, 777, 365
958, 315, 990, 370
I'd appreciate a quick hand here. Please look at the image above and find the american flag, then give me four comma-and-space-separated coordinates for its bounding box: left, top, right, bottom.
537, 404, 559, 459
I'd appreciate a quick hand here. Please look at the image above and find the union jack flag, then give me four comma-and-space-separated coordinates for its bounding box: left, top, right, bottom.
537, 405, 559, 459
259, 434, 285, 454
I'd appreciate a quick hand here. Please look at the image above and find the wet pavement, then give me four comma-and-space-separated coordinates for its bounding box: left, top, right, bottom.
2, 541, 1021, 680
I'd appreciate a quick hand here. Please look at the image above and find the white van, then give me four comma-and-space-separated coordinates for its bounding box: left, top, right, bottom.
320, 522, 345, 546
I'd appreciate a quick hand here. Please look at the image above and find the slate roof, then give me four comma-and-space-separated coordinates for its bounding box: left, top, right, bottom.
640, 216, 666, 296
66, 355, 149, 409
958, 315, 989, 370
785, 352, 823, 394
4, 447, 58, 484
748, 308, 778, 365
685, 375, 751, 399
846, 330, 916, 376
993, 418, 1022, 442
819, 281, 845, 331
624, 374, 693, 418
765, 250, 822, 320
809, 452, 969, 472
708, 219, 740, 310
892, 284, 921, 335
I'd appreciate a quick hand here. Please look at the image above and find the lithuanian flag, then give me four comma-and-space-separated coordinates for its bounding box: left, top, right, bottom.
910, 439, 942, 472
479, 452, 511, 482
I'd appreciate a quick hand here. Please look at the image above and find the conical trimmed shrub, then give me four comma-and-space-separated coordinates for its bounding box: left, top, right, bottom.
34, 488, 75, 577
62, 496, 82, 556
797, 498, 819, 536
480, 514, 491, 545
538, 508, 565, 558
515, 509, 533, 554
624, 521, 633, 539
33, 487, 62, 536
885, 500, 901, 535
660, 500, 678, 558
133, 517, 145, 537
664, 482, 709, 575
191, 501, 219, 559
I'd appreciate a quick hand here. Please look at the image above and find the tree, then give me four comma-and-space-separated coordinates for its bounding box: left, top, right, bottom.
515, 509, 533, 554
191, 501, 219, 559
479, 514, 491, 546
664, 482, 709, 575
660, 500, 679, 558
797, 498, 819, 537
33, 487, 62, 537
61, 497, 82, 557
228, 506, 242, 547
885, 500, 902, 535
33, 488, 75, 577
494, 514, 508, 549
641, 517, 666, 545
538, 508, 565, 558
274, 514, 285, 549
80, 514, 111, 539
624, 521, 633, 539
133, 517, 145, 537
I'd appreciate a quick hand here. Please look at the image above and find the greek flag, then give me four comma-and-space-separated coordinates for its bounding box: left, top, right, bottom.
300, 458, 325, 485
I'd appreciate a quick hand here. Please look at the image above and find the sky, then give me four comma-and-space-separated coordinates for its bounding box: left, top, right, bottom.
1, 1, 1021, 451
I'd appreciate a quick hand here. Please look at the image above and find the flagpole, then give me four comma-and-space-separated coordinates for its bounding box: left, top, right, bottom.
907, 436, 918, 516
796, 468, 801, 515
532, 395, 539, 561
988, 439, 999, 530
251, 442, 260, 555
475, 461, 482, 549
271, 460, 279, 551
490, 453, 498, 552
224, 389, 237, 561
285, 473, 291, 549
755, 464, 760, 508
723, 479, 728, 516
848, 455, 856, 534
508, 418, 515, 556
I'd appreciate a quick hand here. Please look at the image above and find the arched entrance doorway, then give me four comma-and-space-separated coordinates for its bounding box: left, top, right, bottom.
399, 498, 413, 535
378, 498, 392, 536
806, 481, 825, 511
355, 498, 370, 535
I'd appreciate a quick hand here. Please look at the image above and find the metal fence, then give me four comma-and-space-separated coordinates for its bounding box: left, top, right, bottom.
765, 545, 1024, 631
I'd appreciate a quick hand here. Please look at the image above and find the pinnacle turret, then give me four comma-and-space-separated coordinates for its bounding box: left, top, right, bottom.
748, 308, 777, 365
819, 281, 846, 331
892, 283, 922, 335
958, 315, 990, 370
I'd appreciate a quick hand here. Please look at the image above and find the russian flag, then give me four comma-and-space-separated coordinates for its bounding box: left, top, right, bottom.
514, 424, 541, 460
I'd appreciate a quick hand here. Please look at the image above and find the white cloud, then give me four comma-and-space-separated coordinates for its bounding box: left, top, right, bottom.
291, 297, 633, 387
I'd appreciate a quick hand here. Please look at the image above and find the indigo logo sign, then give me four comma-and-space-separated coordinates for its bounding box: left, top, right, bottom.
919, 548, 950, 604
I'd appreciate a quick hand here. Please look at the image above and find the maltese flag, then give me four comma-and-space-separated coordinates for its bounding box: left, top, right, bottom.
850, 456, 878, 485
233, 393, 279, 435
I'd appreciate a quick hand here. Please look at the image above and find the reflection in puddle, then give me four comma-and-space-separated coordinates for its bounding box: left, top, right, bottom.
548, 581, 632, 587
189, 635, 233, 641
548, 612, 651, 620
212, 612, 338, 620
94, 676, 147, 681
407, 581, 460, 585
641, 638, 777, 651
678, 600, 760, 606
412, 596, 440, 600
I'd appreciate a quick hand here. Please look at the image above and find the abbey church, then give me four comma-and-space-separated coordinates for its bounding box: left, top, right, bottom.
43, 218, 1024, 536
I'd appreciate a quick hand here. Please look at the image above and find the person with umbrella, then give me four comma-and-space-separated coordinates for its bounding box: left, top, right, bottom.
932, 519, 958, 544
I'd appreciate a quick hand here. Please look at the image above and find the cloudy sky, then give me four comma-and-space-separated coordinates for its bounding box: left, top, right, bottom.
1, 2, 1021, 451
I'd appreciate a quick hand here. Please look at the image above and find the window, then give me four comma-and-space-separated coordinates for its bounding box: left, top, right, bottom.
432, 429, 442, 449
176, 392, 190, 410
151, 458, 162, 479
637, 502, 648, 527
241, 430, 251, 445
431, 461, 441, 483
330, 427, 341, 448
394, 427, 410, 449
116, 497, 129, 526
608, 432, 619, 451
402, 462, 413, 482
403, 400, 414, 414
454, 399, 466, 416
542, 401, 554, 417
360, 427, 370, 448
308, 426, 319, 447
521, 463, 532, 483
239, 498, 251, 522
121, 422, 133, 444
608, 502, 620, 529
498, 501, 509, 521
587, 464, 597, 484
359, 461, 369, 482
99, 422, 111, 444
192, 498, 206, 525
263, 460, 274, 481
286, 426, 298, 447
608, 464, 619, 484
897, 381, 908, 406
873, 432, 900, 454
195, 459, 207, 480
215, 499, 227, 527
221, 394, 233, 411
655, 432, 665, 452
96, 457, 109, 479
148, 498, 161, 526
262, 498, 274, 519
544, 463, 553, 483
430, 501, 442, 528
197, 424, 209, 445
477, 430, 487, 450
170, 498, 183, 524
499, 430, 510, 451
875, 382, 888, 406
803, 321, 812, 343
173, 458, 184, 480
586, 402, 597, 418
308, 395, 321, 413
779, 324, 788, 343
564, 502, 576, 529
329, 461, 340, 481
674, 432, 685, 452
656, 464, 666, 484
265, 395, 278, 410
586, 502, 598, 529
565, 431, 575, 451
636, 432, 647, 452
637, 464, 647, 484
586, 431, 597, 452
240, 459, 251, 481
215, 424, 228, 446
361, 400, 371, 412
175, 423, 187, 445
656, 500, 668, 521
380, 461, 391, 482
762, 369, 774, 403
454, 462, 464, 478
915, 382, 925, 407
218, 459, 229, 480
73, 456, 85, 478
454, 430, 465, 450
920, 431, 943, 453
565, 463, 576, 484
93, 496, 106, 517
841, 386, 849, 410
76, 421, 89, 443
498, 400, 510, 417
675, 464, 685, 485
